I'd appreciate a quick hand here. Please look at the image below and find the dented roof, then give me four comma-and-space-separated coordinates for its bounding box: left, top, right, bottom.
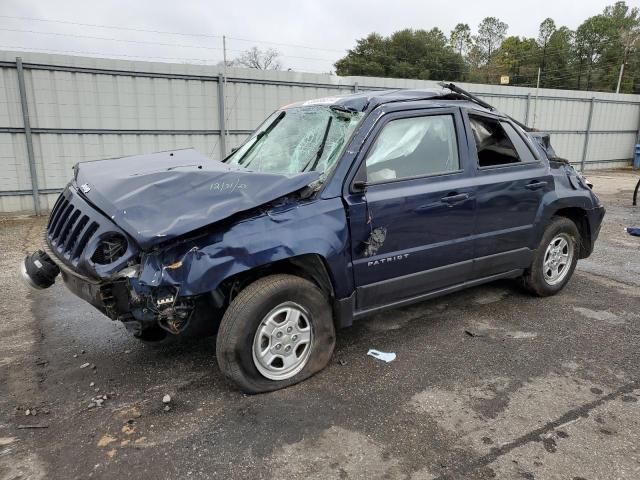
282, 88, 496, 115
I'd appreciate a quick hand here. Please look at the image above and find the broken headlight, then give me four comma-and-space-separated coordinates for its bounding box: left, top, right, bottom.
92, 233, 128, 265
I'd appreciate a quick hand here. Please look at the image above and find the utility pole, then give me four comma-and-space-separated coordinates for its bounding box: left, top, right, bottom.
223, 35, 228, 71
617, 33, 638, 94
616, 63, 625, 94
221, 35, 228, 156
532, 67, 541, 129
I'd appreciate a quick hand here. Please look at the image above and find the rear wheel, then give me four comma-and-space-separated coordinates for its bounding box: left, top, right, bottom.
523, 217, 580, 296
216, 274, 335, 393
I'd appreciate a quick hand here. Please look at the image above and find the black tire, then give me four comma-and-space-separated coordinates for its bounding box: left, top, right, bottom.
523, 216, 580, 297
216, 274, 335, 394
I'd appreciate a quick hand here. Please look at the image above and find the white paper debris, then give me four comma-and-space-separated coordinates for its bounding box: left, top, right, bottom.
367, 349, 396, 363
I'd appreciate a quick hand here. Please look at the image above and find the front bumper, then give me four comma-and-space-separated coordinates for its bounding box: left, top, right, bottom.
24, 186, 213, 337
54, 252, 205, 336
59, 269, 131, 320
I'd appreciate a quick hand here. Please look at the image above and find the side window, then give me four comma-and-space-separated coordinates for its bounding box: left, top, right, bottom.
365, 115, 460, 182
469, 115, 522, 167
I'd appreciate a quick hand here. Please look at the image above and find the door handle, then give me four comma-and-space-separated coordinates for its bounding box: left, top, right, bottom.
525, 181, 548, 190
441, 193, 470, 205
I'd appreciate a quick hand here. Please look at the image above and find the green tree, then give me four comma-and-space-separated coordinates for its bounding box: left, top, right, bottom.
538, 18, 557, 81
598, 1, 639, 91
574, 2, 639, 91
495, 36, 540, 85
543, 26, 575, 89
575, 15, 613, 89
475, 17, 508, 62
334, 29, 466, 81
474, 17, 509, 81
450, 23, 472, 56
333, 33, 390, 77
334, 2, 640, 92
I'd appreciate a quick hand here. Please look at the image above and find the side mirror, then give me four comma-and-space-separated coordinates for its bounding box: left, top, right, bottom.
231, 147, 239, 153
352, 166, 367, 192
352, 180, 367, 191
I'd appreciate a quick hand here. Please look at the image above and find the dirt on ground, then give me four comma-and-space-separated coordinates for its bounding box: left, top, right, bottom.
0, 169, 639, 480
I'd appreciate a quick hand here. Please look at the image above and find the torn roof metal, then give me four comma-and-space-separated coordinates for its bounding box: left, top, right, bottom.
280, 88, 492, 114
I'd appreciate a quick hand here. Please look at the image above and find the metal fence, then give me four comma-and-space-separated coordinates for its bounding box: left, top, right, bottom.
1, 50, 639, 214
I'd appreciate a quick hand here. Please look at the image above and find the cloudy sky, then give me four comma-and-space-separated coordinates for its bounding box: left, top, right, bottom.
0, 0, 619, 73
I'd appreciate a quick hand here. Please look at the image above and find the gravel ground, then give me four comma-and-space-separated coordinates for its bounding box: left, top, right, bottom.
0, 169, 639, 480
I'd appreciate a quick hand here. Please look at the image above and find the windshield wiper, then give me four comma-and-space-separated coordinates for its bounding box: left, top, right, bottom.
329, 104, 358, 118
236, 111, 286, 167
302, 116, 333, 172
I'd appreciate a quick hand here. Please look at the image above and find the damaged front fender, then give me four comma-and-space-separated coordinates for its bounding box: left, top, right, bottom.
137, 197, 353, 299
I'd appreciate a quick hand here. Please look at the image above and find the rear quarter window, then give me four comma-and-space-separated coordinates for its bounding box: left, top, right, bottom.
501, 122, 537, 163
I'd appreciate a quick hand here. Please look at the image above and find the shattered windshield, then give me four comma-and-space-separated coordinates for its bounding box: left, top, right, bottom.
225, 106, 363, 175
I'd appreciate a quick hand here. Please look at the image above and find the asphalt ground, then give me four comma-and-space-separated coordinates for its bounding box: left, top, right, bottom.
1, 169, 639, 480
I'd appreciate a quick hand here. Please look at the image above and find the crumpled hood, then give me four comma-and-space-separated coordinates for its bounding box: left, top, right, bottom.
74, 148, 320, 249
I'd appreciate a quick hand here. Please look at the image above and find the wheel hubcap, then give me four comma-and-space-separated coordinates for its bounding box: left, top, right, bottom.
543, 233, 574, 286
252, 302, 313, 381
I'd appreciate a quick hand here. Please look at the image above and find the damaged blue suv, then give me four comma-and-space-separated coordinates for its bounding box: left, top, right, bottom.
22, 84, 605, 393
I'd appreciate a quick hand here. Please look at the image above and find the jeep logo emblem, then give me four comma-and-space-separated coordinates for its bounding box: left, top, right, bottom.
80, 183, 91, 194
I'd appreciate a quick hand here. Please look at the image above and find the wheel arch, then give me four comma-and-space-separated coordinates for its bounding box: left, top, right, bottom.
214, 253, 353, 330
216, 253, 335, 305
549, 206, 592, 259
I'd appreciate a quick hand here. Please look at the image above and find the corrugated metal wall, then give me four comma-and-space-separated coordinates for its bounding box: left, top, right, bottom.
1, 50, 639, 214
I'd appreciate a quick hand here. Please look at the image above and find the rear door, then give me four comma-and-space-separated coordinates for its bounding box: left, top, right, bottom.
464, 112, 554, 278
344, 108, 477, 311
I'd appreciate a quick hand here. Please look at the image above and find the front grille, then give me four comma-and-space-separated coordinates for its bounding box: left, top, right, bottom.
47, 193, 100, 265
45, 186, 136, 280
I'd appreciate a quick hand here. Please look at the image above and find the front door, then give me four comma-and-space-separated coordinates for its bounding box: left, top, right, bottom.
344, 108, 476, 311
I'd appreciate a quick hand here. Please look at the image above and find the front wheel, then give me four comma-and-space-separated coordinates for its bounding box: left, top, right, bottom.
523, 216, 580, 296
216, 274, 336, 393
